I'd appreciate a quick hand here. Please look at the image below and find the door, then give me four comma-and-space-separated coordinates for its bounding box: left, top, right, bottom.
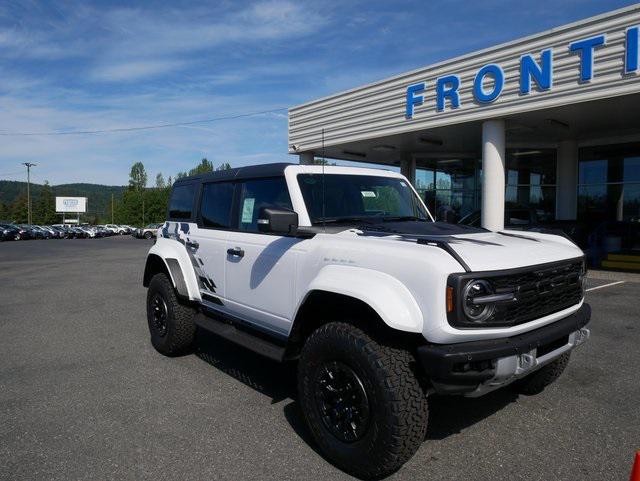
186, 180, 234, 307
224, 177, 301, 337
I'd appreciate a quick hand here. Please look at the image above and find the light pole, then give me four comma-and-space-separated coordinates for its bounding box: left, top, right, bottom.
21, 162, 37, 224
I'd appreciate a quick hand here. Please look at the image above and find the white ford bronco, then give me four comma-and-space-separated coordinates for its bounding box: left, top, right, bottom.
143, 163, 590, 478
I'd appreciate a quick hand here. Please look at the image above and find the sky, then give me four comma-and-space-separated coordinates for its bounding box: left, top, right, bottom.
0, 0, 636, 186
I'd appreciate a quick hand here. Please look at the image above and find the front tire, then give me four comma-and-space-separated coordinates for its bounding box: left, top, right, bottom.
146, 273, 196, 356
297, 322, 428, 479
513, 352, 571, 395
144, 231, 153, 239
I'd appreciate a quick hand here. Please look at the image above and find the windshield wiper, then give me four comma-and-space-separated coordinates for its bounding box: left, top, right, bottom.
381, 216, 426, 222
314, 216, 376, 224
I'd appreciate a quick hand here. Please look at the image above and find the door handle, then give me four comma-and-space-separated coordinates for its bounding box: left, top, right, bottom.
227, 247, 245, 258
186, 240, 199, 249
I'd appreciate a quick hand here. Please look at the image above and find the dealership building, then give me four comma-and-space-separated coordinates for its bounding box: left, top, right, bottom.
288, 6, 640, 266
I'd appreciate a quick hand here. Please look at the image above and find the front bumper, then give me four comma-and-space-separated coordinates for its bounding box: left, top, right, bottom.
417, 303, 591, 396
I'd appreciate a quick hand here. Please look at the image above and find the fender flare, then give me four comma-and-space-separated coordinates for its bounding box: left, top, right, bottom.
300, 265, 424, 333
144, 238, 201, 301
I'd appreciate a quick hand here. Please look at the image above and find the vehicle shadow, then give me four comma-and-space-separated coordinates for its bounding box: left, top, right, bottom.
193, 328, 297, 403
194, 328, 520, 475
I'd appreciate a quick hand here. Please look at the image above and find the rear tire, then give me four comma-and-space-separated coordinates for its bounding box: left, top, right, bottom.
297, 322, 428, 479
513, 352, 570, 395
144, 231, 153, 239
146, 273, 196, 356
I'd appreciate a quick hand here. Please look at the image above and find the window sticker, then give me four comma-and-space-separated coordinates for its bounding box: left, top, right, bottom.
399, 181, 408, 188
361, 190, 377, 198
241, 198, 255, 223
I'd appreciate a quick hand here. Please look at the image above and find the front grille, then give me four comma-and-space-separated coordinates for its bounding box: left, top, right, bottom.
489, 260, 584, 326
447, 258, 585, 328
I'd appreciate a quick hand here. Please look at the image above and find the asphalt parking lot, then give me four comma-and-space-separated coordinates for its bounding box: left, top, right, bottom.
1, 236, 638, 481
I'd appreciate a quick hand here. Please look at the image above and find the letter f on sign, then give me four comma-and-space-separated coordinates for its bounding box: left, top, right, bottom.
406, 82, 426, 119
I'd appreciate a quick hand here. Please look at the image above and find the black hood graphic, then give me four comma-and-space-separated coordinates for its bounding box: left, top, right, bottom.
361, 220, 486, 236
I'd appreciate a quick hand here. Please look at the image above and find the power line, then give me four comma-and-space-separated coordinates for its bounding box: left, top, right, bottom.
0, 107, 288, 137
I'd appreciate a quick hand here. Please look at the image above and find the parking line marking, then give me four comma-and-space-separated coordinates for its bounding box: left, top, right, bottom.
586, 280, 625, 292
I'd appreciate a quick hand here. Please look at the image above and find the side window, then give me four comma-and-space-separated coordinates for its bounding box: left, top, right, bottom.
237, 177, 292, 232
169, 184, 196, 220
200, 182, 234, 228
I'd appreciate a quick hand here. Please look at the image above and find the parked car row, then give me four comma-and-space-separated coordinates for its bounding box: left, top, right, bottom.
0, 223, 138, 241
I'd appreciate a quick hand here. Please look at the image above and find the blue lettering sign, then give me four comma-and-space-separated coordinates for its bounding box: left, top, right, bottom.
403, 27, 638, 120
569, 35, 606, 82
473, 64, 504, 103
406, 82, 426, 118
626, 26, 639, 73
436, 75, 460, 111
520, 49, 553, 94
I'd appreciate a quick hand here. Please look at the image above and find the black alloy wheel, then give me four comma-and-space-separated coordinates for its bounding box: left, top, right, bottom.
313, 361, 371, 443
150, 293, 168, 337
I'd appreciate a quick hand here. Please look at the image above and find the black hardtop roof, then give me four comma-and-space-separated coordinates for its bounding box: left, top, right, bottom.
174, 162, 295, 185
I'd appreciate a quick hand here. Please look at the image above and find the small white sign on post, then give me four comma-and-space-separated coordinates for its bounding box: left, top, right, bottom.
55, 197, 87, 213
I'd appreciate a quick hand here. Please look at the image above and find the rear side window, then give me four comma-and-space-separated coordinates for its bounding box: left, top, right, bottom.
200, 182, 234, 228
169, 184, 196, 220
237, 177, 292, 232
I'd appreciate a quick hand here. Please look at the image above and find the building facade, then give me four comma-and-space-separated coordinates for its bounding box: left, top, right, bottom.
288, 5, 640, 265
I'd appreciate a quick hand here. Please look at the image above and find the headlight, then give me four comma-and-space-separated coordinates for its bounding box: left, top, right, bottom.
461, 279, 496, 323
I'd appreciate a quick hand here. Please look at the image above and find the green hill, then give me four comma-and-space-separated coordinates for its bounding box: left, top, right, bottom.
0, 180, 126, 220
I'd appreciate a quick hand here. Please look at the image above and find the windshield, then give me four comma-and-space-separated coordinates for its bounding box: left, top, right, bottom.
297, 174, 430, 224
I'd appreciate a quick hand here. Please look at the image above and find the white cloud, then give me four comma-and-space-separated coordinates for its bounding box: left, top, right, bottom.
0, 86, 291, 185
86, 0, 328, 81
91, 60, 184, 82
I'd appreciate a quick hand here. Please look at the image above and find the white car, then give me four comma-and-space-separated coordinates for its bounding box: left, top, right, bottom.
142, 163, 590, 478
104, 224, 126, 235
78, 226, 96, 238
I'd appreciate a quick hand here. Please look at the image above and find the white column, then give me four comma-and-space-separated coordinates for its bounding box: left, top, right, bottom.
299, 152, 314, 165
555, 140, 578, 220
400, 156, 416, 185
481, 120, 506, 231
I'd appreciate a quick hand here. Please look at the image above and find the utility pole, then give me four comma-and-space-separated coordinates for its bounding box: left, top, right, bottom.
21, 163, 36, 224
111, 193, 114, 224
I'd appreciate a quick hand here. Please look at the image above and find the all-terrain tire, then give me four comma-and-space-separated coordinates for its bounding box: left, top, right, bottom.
297, 322, 428, 479
513, 352, 571, 395
146, 273, 196, 356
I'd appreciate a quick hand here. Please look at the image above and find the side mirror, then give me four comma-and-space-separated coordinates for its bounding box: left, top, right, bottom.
257, 207, 298, 236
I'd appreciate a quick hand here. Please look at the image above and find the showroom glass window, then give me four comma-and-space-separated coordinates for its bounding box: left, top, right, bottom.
504, 149, 557, 224
578, 143, 640, 224
200, 181, 234, 228
168, 183, 196, 220
415, 158, 480, 222
236, 177, 293, 232
415, 149, 556, 224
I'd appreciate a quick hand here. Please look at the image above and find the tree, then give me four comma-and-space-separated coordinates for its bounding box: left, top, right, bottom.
128, 162, 147, 192
34, 181, 57, 224
216, 162, 231, 171
188, 158, 214, 176
9, 194, 28, 223
0, 201, 8, 221
155, 173, 166, 189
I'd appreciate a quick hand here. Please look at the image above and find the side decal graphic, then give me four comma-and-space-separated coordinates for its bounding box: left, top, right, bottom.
161, 221, 223, 305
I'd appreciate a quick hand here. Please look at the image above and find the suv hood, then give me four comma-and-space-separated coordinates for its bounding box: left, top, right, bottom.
358, 221, 582, 271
